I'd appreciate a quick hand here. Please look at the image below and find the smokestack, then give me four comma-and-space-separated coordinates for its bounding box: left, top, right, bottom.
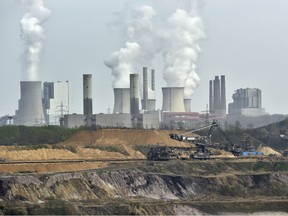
220, 75, 226, 116
209, 80, 214, 113
213, 76, 221, 115
83, 74, 93, 126
130, 74, 140, 115
15, 81, 45, 126
162, 87, 185, 112
184, 98, 191, 112
113, 88, 130, 114
151, 69, 155, 91
142, 67, 148, 110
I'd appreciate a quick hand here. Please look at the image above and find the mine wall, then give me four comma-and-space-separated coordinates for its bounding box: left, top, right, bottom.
0, 166, 287, 215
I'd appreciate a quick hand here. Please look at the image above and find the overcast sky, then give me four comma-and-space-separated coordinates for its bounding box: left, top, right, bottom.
1, 0, 288, 117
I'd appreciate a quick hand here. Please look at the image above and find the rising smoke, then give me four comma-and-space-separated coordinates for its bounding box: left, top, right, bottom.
105, 5, 158, 91
104, 42, 140, 88
20, 0, 50, 81
105, 1, 205, 99
162, 7, 205, 98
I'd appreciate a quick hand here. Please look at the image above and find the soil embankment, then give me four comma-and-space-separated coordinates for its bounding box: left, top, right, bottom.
0, 160, 287, 215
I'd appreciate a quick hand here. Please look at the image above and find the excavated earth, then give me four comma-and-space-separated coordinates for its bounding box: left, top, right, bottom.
0, 129, 287, 215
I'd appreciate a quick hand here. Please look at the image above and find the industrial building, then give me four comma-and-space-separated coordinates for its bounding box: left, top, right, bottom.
228, 88, 265, 117
10, 67, 284, 130
63, 113, 85, 128
43, 81, 69, 125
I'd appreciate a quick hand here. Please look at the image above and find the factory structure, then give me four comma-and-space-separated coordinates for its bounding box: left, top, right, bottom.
2, 69, 286, 129
228, 88, 265, 117
43, 81, 69, 125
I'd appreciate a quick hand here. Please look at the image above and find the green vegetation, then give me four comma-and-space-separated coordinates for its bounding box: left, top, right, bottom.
0, 125, 85, 145
52, 145, 78, 153
84, 144, 129, 156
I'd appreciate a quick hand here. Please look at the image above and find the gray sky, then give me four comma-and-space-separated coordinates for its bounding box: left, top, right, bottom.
1, 0, 288, 117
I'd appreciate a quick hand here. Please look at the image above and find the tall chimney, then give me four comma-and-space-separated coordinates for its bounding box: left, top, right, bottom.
213, 76, 221, 115
130, 74, 139, 115
113, 88, 130, 114
83, 74, 93, 126
15, 81, 45, 126
209, 80, 214, 113
220, 75, 226, 116
162, 87, 185, 112
151, 69, 155, 91
142, 67, 148, 110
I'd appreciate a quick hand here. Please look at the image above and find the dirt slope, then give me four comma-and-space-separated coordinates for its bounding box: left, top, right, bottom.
63, 129, 192, 147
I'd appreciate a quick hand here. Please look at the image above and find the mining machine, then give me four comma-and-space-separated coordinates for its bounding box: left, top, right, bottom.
169, 121, 219, 159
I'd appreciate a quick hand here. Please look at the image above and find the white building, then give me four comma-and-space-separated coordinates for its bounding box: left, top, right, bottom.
43, 81, 69, 125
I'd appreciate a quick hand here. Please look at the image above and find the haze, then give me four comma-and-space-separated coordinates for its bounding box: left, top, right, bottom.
1, 0, 288, 117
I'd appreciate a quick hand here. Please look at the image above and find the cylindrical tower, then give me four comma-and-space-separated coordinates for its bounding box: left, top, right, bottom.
83, 74, 93, 126
213, 76, 221, 115
15, 81, 45, 126
130, 74, 139, 115
184, 98, 191, 112
162, 87, 185, 112
209, 80, 214, 113
113, 88, 130, 114
151, 69, 155, 91
142, 67, 148, 110
220, 75, 226, 116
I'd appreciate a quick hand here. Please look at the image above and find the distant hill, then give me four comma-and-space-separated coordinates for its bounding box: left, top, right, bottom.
196, 118, 288, 151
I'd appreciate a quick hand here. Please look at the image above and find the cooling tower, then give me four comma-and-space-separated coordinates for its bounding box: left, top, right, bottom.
184, 98, 191, 112
16, 81, 45, 126
147, 99, 156, 111
162, 87, 185, 112
142, 67, 148, 110
130, 74, 139, 115
83, 74, 93, 126
151, 69, 155, 91
113, 88, 130, 114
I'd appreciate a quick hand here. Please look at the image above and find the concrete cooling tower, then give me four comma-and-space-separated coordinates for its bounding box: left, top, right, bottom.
184, 98, 191, 112
15, 81, 45, 126
147, 99, 156, 111
162, 87, 185, 112
113, 88, 130, 114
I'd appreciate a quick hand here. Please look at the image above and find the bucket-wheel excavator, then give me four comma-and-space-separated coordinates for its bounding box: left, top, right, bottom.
168, 121, 218, 159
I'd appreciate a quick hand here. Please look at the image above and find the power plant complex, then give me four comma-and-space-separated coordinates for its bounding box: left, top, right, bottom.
1, 69, 285, 129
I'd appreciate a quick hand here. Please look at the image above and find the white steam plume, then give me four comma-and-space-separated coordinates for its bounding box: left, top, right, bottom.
20, 0, 50, 81
104, 42, 140, 88
106, 2, 205, 100
162, 5, 205, 98
105, 5, 159, 95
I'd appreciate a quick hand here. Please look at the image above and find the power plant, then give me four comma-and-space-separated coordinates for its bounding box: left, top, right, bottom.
5, 69, 280, 129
